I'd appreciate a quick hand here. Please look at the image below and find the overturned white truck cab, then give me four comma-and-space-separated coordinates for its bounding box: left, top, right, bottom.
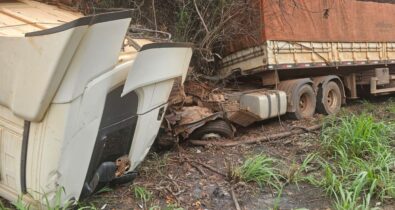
0, 0, 192, 206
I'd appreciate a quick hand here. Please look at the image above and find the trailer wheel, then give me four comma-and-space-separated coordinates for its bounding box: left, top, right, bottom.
189, 119, 233, 140
288, 84, 316, 120
316, 81, 342, 115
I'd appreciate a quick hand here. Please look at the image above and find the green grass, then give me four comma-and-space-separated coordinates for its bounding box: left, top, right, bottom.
286, 153, 317, 185
317, 163, 384, 210
13, 196, 31, 210
332, 172, 376, 210
387, 99, 395, 114
132, 185, 152, 204
10, 187, 98, 210
0, 203, 6, 210
231, 154, 282, 190
44, 187, 74, 210
147, 204, 183, 210
163, 204, 184, 210
360, 100, 376, 113
309, 113, 395, 210
228, 154, 290, 209
0, 200, 11, 210
140, 152, 170, 177
321, 113, 393, 159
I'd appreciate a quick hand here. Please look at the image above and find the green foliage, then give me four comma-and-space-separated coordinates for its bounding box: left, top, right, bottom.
0, 200, 10, 210
310, 113, 395, 209
174, 4, 193, 42
287, 153, 317, 185
170, 0, 256, 74
272, 184, 284, 210
43, 187, 73, 210
13, 196, 31, 210
163, 204, 184, 210
10, 187, 97, 210
95, 186, 112, 194
232, 154, 282, 190
133, 185, 152, 203
150, 152, 169, 170
387, 99, 395, 114
146, 204, 183, 210
315, 164, 380, 210
360, 100, 376, 113
173, 0, 239, 42
332, 172, 377, 210
76, 205, 97, 210
321, 113, 393, 159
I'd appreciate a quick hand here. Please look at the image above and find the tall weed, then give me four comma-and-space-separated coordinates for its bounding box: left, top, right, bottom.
231, 154, 282, 190
312, 113, 395, 209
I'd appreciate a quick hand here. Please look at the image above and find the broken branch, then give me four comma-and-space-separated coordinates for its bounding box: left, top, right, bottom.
193, 0, 209, 34
231, 188, 241, 210
189, 162, 207, 176
188, 160, 227, 176
189, 124, 322, 147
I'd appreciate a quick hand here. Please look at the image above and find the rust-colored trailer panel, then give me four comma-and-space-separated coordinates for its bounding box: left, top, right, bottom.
220, 0, 395, 78
262, 0, 395, 42
226, 0, 395, 55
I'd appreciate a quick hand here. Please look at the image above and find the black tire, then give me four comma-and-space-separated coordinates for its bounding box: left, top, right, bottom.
316, 81, 342, 115
189, 119, 233, 140
288, 84, 316, 120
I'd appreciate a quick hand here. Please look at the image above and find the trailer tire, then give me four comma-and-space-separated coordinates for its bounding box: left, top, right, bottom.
288, 84, 316, 120
316, 81, 342, 115
189, 119, 233, 140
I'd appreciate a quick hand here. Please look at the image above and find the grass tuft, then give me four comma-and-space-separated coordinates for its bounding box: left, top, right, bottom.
231, 154, 282, 190
310, 113, 395, 209
132, 185, 152, 204
386, 98, 395, 114
321, 113, 393, 159
11, 187, 98, 210
0, 201, 10, 210
286, 153, 317, 185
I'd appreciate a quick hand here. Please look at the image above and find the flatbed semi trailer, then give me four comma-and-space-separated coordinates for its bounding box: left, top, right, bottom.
216, 0, 395, 125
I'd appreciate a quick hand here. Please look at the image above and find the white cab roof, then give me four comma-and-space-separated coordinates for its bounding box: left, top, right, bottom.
0, 0, 82, 37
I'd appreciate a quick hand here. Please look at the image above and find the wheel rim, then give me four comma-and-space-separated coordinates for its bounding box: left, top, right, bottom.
202, 133, 221, 140
327, 89, 338, 111
299, 93, 308, 112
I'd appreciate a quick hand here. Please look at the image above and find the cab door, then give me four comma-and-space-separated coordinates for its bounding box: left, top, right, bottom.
122, 43, 192, 170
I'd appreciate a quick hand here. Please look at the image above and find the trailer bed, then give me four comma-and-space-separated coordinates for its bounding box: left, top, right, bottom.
220, 40, 395, 77
219, 0, 395, 78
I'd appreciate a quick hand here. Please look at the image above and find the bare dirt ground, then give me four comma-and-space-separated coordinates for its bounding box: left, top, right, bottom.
2, 96, 395, 210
